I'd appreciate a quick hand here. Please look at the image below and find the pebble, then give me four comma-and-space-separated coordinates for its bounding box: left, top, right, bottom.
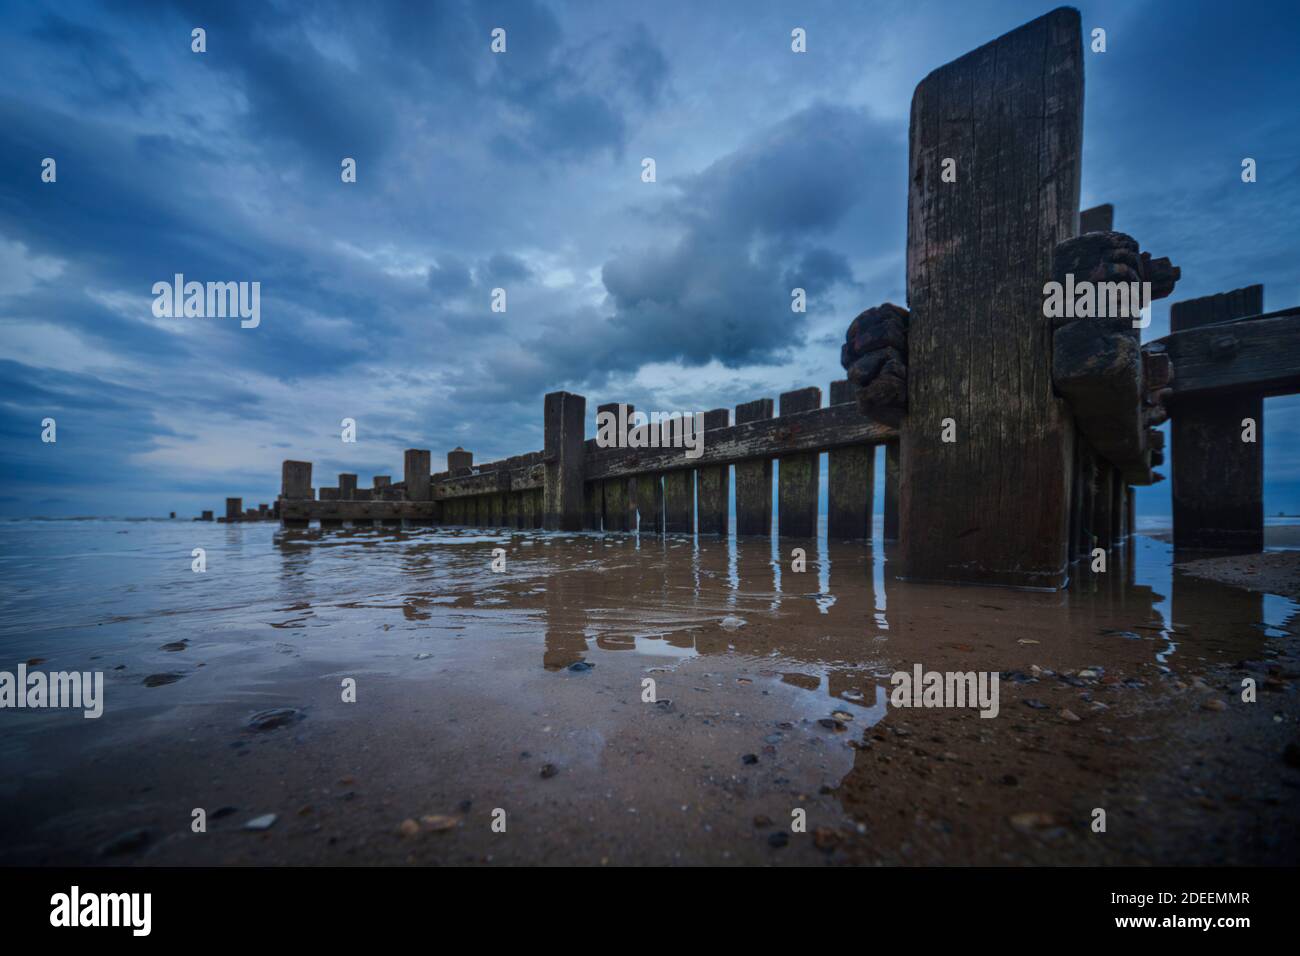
1060, 708, 1081, 722
818, 718, 847, 732
767, 832, 789, 848
742, 753, 759, 765
540, 763, 558, 779
142, 672, 184, 687
831, 710, 853, 722
420, 814, 460, 832
752, 814, 773, 828
1201, 698, 1227, 712
247, 708, 302, 731
160, 641, 188, 652
813, 827, 841, 851
568, 661, 594, 672
1023, 699, 1048, 710
243, 814, 277, 831
98, 828, 153, 857
719, 616, 746, 630
1008, 812, 1062, 837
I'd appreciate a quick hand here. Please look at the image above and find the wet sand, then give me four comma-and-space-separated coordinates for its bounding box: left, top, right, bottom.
1, 523, 1297, 866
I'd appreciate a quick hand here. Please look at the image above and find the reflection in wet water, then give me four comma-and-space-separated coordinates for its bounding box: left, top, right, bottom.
1, 517, 1294, 732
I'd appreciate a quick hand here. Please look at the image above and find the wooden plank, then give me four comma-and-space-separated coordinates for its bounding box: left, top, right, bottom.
663, 470, 693, 534
1094, 462, 1115, 550
901, 7, 1081, 588
1157, 304, 1300, 399
532, 488, 544, 528
827, 380, 873, 539
1169, 286, 1265, 551
585, 400, 893, 480
490, 493, 504, 527
603, 476, 631, 531
778, 388, 820, 537
635, 473, 662, 533
696, 409, 730, 534
733, 398, 774, 536
433, 460, 544, 499
598, 403, 634, 532
584, 482, 602, 530
280, 499, 439, 522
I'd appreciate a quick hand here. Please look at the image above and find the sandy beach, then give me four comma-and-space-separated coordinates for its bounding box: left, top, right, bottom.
1, 521, 1296, 866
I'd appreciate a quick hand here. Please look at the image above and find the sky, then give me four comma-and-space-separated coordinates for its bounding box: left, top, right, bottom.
1, 0, 1297, 519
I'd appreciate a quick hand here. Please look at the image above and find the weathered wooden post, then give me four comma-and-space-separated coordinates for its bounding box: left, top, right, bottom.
200, 510, 213, 522
1170, 286, 1265, 551
697, 409, 730, 535
225, 497, 242, 522
828, 380, 873, 539
635, 474, 662, 533
662, 466, 694, 534
734, 398, 774, 536
778, 387, 820, 538
900, 7, 1082, 587
404, 449, 431, 526
338, 474, 357, 500
543, 391, 585, 531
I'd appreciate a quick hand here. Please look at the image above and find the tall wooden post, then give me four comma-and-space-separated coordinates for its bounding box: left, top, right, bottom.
696, 409, 730, 535
1170, 286, 1265, 551
404, 450, 431, 502
447, 448, 472, 475
900, 7, 1082, 588
734, 398, 774, 536
225, 497, 242, 522
827, 380, 873, 539
338, 473, 357, 501
777, 387, 821, 537
281, 461, 312, 499
544, 391, 585, 531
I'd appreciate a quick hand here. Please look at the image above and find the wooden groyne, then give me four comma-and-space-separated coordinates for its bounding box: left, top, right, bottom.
211, 7, 1300, 590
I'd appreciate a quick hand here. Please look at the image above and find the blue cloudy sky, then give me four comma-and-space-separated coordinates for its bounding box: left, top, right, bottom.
1, 0, 1297, 519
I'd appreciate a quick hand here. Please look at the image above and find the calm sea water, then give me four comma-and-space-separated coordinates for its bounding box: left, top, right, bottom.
2, 516, 1295, 664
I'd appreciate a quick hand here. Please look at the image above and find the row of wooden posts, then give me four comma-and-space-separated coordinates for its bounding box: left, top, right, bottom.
218, 8, 1298, 591
270, 379, 900, 539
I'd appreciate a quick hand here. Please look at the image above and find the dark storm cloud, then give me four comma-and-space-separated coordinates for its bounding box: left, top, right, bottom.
1, 0, 1297, 516
541, 102, 899, 377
